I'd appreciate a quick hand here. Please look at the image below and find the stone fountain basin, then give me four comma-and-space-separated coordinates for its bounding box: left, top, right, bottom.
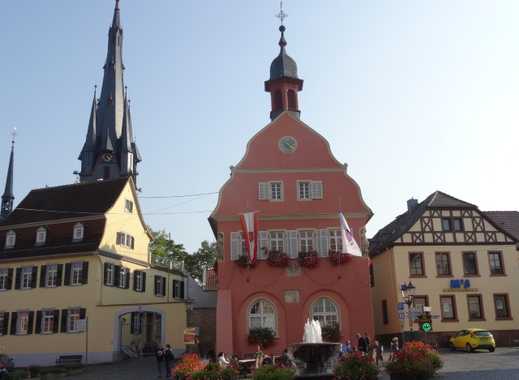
288, 342, 341, 379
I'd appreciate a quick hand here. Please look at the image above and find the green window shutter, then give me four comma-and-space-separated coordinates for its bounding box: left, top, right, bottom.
10, 312, 17, 335
6, 269, 13, 290
2, 312, 9, 335
64, 264, 72, 286
81, 262, 89, 284
14, 268, 21, 289
61, 310, 68, 333
53, 310, 60, 333
40, 266, 47, 288
27, 311, 35, 335
31, 267, 38, 288
56, 264, 63, 287
35, 311, 42, 334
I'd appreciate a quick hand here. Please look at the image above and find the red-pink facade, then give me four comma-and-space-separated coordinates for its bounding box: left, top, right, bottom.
210, 112, 375, 355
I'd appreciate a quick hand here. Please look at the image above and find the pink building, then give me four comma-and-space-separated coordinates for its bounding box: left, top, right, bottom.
209, 24, 374, 355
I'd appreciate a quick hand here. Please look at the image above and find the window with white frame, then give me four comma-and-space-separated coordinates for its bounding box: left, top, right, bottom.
116, 232, 135, 249
105, 264, 114, 286
46, 265, 58, 288
119, 268, 128, 289
311, 297, 339, 327
329, 230, 343, 252
297, 181, 323, 200
0, 313, 5, 335
22, 267, 33, 289
16, 312, 30, 335
270, 182, 283, 201
0, 269, 8, 290
35, 227, 47, 245
71, 262, 83, 286
248, 299, 276, 333
125, 199, 134, 213
67, 309, 81, 332
41, 311, 55, 334
72, 223, 84, 242
269, 231, 285, 252
135, 271, 144, 292
298, 182, 311, 200
299, 231, 314, 253
5, 230, 16, 249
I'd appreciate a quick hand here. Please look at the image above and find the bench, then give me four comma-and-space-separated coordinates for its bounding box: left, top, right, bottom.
56, 355, 82, 367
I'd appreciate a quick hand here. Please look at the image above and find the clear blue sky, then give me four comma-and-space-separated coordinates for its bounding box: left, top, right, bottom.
1, 1, 518, 252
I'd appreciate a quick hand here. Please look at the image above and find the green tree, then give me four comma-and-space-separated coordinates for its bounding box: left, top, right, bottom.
186, 240, 217, 282
149, 230, 188, 262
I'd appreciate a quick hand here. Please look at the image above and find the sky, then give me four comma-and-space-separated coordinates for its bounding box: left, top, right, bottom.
1, 1, 519, 252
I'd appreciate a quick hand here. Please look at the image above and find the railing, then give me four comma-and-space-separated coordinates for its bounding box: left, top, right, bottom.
151, 254, 184, 271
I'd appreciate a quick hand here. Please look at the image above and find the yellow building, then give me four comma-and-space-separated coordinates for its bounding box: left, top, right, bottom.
369, 191, 519, 346
0, 178, 187, 366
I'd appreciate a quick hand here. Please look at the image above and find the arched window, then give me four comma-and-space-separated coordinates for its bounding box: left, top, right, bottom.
248, 299, 276, 333
73, 223, 84, 242
311, 297, 339, 327
287, 89, 298, 110
5, 230, 16, 249
35, 227, 47, 246
273, 90, 283, 111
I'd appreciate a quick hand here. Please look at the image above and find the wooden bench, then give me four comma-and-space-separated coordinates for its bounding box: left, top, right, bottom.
56, 355, 82, 367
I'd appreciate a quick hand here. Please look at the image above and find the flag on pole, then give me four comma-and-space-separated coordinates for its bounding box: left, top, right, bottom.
339, 212, 362, 257
239, 212, 259, 264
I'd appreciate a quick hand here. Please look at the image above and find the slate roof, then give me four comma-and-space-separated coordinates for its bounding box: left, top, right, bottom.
484, 211, 519, 240
369, 191, 478, 256
270, 26, 299, 81
1, 178, 128, 225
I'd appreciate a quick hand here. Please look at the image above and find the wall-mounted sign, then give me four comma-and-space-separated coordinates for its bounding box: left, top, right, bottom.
184, 327, 200, 345
443, 279, 478, 292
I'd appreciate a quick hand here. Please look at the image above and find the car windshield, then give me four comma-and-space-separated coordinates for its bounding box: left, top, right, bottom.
474, 331, 492, 337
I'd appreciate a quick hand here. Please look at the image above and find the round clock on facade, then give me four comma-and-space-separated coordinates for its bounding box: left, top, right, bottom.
278, 136, 298, 154
103, 153, 113, 162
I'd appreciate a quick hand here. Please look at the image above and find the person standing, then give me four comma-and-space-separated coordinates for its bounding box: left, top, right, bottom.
363, 332, 371, 355
356, 333, 365, 353
373, 340, 384, 367
218, 352, 229, 368
164, 344, 175, 379
390, 337, 400, 360
155, 346, 165, 378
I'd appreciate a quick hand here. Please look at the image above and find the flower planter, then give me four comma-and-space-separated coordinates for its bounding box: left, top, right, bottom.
267, 250, 289, 267
329, 251, 351, 265
298, 251, 318, 268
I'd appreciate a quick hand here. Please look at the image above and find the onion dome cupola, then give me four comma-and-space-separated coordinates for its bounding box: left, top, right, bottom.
265, 20, 304, 121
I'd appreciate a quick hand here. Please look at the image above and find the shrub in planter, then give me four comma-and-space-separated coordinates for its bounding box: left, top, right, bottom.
248, 327, 275, 348
335, 352, 378, 380
220, 367, 239, 380
253, 365, 295, 380
173, 353, 206, 379
236, 255, 255, 268
385, 341, 443, 380
298, 251, 318, 268
267, 250, 289, 267
321, 323, 341, 342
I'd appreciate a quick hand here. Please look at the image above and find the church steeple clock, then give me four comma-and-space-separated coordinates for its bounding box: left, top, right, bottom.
264, 5, 303, 121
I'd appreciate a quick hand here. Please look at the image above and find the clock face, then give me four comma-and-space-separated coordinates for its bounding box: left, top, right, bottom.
103, 153, 113, 162
278, 136, 298, 154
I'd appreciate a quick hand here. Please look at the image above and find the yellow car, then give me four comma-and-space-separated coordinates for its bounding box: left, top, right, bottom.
449, 329, 496, 352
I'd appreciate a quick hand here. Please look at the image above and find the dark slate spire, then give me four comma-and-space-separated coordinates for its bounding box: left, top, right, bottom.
1, 133, 15, 218
120, 91, 132, 154
78, 87, 98, 176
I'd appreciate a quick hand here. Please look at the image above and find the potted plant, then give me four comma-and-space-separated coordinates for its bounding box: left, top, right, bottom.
248, 327, 276, 348
385, 341, 443, 380
298, 251, 318, 268
329, 251, 351, 265
321, 323, 341, 342
267, 250, 289, 267
335, 351, 379, 380
173, 353, 206, 379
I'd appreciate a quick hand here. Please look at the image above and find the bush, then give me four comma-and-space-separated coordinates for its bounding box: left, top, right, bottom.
335, 352, 378, 380
248, 327, 276, 348
253, 365, 295, 380
7, 369, 28, 380
321, 323, 341, 342
220, 367, 238, 380
385, 341, 443, 380
173, 353, 206, 379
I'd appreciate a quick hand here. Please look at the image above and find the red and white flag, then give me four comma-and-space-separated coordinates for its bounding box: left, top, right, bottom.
239, 212, 259, 264
339, 212, 362, 257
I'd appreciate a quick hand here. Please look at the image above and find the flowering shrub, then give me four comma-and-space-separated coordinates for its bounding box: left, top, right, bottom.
335, 351, 379, 380
191, 367, 238, 380
173, 353, 206, 379
321, 323, 341, 342
248, 327, 276, 348
253, 365, 295, 380
298, 251, 318, 268
267, 250, 289, 267
329, 251, 352, 265
385, 341, 443, 380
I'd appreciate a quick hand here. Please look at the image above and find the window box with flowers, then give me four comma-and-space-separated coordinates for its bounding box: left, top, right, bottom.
267, 250, 289, 267
298, 251, 318, 268
236, 255, 255, 268
329, 251, 352, 266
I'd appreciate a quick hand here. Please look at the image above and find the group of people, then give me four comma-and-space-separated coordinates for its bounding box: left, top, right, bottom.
155, 344, 176, 378
340, 333, 400, 367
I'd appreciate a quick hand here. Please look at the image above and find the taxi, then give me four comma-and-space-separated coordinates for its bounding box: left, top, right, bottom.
449, 329, 496, 352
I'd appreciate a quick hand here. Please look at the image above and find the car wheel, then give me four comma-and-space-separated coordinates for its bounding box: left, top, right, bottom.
465, 344, 473, 353
489, 347, 495, 352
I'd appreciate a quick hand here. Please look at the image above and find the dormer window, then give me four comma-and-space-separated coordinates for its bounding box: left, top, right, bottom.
35, 227, 47, 246
73, 223, 84, 242
5, 230, 16, 249
124, 199, 134, 213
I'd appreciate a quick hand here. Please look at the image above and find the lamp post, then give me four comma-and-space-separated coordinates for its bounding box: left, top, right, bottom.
400, 281, 416, 342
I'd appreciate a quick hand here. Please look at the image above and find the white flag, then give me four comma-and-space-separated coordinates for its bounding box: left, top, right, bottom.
339, 212, 362, 257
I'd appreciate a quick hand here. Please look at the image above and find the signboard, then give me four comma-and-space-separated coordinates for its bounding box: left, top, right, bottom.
183, 327, 200, 345
398, 312, 406, 321
444, 279, 478, 292
421, 322, 432, 332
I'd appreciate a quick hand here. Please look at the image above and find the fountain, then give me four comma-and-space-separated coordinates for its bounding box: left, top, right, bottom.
287, 319, 341, 379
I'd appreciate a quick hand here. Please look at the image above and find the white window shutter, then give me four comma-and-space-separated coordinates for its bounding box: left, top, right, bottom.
230, 232, 241, 261
312, 230, 319, 253
319, 229, 330, 257
288, 231, 299, 259
258, 182, 269, 200
311, 181, 323, 200
258, 231, 269, 259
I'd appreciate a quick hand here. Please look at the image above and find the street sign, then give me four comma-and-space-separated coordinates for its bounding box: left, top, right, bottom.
421, 322, 432, 332
397, 302, 405, 311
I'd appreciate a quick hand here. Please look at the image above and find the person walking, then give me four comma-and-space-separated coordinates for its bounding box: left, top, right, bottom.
356, 333, 365, 353
363, 332, 371, 355
155, 346, 165, 378
164, 344, 175, 379
374, 340, 384, 367
390, 337, 400, 360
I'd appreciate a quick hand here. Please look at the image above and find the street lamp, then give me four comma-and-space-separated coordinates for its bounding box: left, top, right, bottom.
400, 281, 416, 342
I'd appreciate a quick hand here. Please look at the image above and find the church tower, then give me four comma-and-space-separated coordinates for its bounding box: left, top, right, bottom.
1, 134, 15, 218
78, 0, 141, 183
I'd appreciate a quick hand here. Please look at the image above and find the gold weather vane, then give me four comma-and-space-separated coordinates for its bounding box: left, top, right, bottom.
276, 1, 287, 26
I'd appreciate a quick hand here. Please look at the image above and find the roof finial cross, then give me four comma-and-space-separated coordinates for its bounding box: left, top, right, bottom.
11, 127, 16, 146
276, 1, 287, 26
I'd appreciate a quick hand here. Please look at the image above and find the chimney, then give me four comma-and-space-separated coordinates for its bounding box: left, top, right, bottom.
407, 198, 418, 212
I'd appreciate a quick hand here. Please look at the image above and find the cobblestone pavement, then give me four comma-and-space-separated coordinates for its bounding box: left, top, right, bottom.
72, 348, 519, 380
